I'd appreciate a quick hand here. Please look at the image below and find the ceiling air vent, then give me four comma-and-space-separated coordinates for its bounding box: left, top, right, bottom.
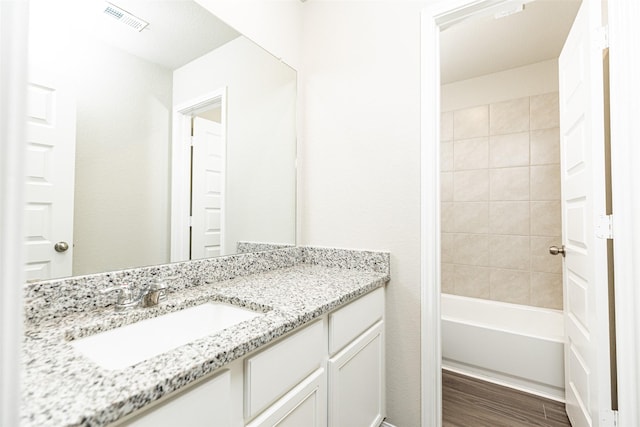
103, 2, 149, 32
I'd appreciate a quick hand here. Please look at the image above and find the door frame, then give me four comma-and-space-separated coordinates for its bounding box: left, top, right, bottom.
0, 1, 28, 425
420, 1, 640, 426
606, 2, 640, 425
170, 88, 227, 262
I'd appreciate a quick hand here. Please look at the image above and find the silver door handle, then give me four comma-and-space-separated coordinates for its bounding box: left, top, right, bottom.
549, 245, 566, 257
54, 241, 69, 253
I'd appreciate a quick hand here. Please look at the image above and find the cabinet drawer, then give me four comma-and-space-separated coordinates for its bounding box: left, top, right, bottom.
329, 287, 384, 355
117, 369, 231, 427
245, 320, 325, 419
246, 369, 326, 427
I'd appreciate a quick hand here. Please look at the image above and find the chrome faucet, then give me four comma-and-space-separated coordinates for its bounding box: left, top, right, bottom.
102, 276, 177, 312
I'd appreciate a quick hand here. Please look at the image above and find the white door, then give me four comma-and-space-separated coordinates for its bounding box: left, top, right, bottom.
25, 69, 76, 281
559, 1, 613, 426
190, 116, 224, 259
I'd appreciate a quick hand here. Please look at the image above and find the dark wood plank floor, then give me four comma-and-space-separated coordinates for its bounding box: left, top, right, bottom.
443, 370, 572, 427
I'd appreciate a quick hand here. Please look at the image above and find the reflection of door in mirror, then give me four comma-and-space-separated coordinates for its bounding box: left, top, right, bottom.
191, 115, 225, 259
25, 69, 76, 281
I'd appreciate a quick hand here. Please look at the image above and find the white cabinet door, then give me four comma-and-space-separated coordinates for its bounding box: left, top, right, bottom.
559, 1, 613, 426
246, 369, 326, 427
328, 322, 384, 427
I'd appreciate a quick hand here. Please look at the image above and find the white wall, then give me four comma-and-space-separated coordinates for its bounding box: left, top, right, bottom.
195, 0, 303, 70
28, 4, 173, 276
71, 44, 173, 275
0, 2, 27, 425
300, 2, 427, 425
173, 36, 297, 252
441, 59, 559, 111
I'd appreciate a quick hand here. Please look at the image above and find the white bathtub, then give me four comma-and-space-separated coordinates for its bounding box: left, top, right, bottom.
441, 294, 565, 401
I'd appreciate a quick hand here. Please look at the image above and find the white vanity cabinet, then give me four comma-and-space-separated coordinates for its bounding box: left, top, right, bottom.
112, 288, 385, 427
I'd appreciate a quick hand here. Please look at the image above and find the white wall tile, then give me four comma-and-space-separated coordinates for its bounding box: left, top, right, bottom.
453, 202, 489, 233
489, 132, 529, 168
489, 234, 530, 270
441, 111, 454, 142
489, 201, 530, 235
530, 128, 560, 165
441, 233, 455, 264
531, 164, 561, 201
490, 97, 530, 135
441, 172, 453, 202
441, 262, 455, 294
531, 201, 562, 236
454, 137, 489, 170
454, 233, 490, 266
454, 169, 489, 201
453, 105, 489, 139
490, 167, 530, 201
441, 202, 455, 233
490, 268, 531, 305
442, 93, 563, 310
441, 141, 454, 172
530, 92, 559, 130
530, 272, 563, 309
454, 265, 490, 298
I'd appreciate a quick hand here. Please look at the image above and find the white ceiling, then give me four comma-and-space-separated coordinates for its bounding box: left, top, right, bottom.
440, 0, 581, 84
33, 0, 241, 70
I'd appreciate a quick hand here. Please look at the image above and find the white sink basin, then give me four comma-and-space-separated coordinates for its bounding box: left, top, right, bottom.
70, 303, 262, 370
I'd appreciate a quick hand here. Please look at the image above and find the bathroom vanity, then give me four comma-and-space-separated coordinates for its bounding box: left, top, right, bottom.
21, 247, 389, 427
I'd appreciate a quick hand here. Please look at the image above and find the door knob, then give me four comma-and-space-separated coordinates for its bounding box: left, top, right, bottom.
54, 241, 69, 253
549, 245, 566, 257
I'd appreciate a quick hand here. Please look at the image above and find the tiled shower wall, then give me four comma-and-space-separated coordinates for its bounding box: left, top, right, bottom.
440, 92, 563, 310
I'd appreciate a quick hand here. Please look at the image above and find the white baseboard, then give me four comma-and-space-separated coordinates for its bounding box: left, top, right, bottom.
442, 362, 565, 402
380, 421, 397, 427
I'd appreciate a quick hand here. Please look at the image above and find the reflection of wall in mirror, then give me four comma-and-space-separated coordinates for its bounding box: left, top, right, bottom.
28, 6, 172, 276
174, 36, 296, 254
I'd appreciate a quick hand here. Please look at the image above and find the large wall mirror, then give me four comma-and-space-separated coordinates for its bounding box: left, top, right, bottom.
26, 0, 296, 281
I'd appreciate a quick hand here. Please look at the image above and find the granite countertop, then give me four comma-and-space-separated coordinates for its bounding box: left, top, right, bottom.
21, 262, 389, 427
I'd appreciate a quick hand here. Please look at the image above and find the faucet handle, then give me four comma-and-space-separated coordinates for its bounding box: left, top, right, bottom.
150, 275, 179, 290
139, 276, 177, 308
101, 285, 133, 305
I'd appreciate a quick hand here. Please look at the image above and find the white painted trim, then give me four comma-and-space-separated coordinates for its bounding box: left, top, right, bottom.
379, 421, 397, 427
420, 6, 442, 427
170, 88, 227, 262
607, 2, 640, 426
0, 1, 28, 425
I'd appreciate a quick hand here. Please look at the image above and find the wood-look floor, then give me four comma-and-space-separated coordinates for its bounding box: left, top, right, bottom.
443, 370, 572, 427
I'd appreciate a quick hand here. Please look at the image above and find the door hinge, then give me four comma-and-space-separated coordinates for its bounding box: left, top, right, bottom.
601, 409, 618, 426
595, 25, 609, 50
595, 214, 614, 239
188, 216, 193, 227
